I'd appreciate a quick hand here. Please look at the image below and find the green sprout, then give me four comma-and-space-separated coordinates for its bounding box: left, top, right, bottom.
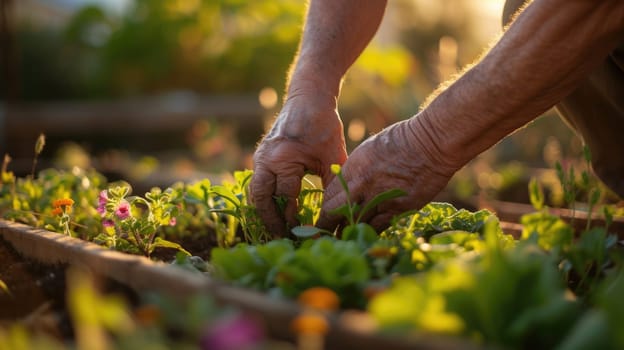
186, 170, 270, 247
291, 164, 405, 240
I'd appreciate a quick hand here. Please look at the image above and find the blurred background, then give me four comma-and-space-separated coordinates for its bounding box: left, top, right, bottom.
0, 0, 584, 206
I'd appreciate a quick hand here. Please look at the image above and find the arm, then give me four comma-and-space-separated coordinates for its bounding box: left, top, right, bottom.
250, 0, 388, 236
318, 0, 624, 231
417, 0, 624, 170
288, 0, 388, 98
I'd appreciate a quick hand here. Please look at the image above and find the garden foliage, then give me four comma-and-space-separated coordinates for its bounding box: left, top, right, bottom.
2, 149, 624, 349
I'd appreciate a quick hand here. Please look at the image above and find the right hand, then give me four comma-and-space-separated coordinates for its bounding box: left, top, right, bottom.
249, 91, 348, 237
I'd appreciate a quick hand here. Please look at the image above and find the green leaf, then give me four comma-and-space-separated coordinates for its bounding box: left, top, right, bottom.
342, 223, 379, 248
528, 178, 544, 210
291, 225, 331, 238
330, 204, 352, 221
555, 310, 611, 350
152, 237, 191, 256
210, 185, 240, 207
273, 195, 288, 216
520, 211, 573, 250
185, 179, 211, 203
357, 188, 407, 223
234, 169, 253, 188
208, 209, 239, 217
211, 240, 294, 290
430, 230, 477, 246
589, 188, 601, 206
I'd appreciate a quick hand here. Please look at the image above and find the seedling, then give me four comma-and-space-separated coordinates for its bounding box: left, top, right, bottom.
291, 164, 406, 239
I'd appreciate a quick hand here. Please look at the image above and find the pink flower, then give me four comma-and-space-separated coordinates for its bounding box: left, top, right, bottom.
97, 190, 108, 217
200, 314, 264, 350
98, 190, 108, 205
169, 217, 177, 226
102, 219, 115, 228
115, 200, 131, 220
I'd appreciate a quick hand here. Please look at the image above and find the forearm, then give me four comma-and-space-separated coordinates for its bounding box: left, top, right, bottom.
411, 0, 624, 170
287, 0, 387, 99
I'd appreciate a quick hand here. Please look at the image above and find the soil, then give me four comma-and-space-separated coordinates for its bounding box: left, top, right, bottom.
0, 237, 139, 341
0, 237, 70, 334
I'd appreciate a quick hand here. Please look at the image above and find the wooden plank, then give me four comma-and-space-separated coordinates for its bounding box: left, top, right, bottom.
0, 219, 481, 349
4, 94, 269, 135
0, 220, 213, 296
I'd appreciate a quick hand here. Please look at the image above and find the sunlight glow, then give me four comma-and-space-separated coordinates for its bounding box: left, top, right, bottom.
258, 87, 278, 109
347, 118, 367, 142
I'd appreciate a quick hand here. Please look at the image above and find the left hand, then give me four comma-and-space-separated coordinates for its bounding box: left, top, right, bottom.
316, 118, 460, 232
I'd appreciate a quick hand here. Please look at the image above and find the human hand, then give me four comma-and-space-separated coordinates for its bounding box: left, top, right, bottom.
250, 92, 347, 237
316, 117, 461, 232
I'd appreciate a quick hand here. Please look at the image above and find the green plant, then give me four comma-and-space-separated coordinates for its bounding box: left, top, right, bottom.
1, 160, 107, 240
291, 164, 405, 239
96, 184, 189, 257
554, 145, 605, 230
211, 239, 295, 291
185, 170, 270, 247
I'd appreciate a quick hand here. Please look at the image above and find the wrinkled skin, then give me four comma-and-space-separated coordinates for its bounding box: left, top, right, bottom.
316, 118, 458, 232
249, 92, 347, 237
249, 0, 386, 237
251, 0, 624, 237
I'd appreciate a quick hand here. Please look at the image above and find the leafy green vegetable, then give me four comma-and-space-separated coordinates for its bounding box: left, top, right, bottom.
211, 239, 294, 290
274, 237, 370, 308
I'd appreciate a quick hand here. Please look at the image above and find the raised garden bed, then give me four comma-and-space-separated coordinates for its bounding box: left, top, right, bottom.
0, 219, 481, 350
2, 151, 624, 349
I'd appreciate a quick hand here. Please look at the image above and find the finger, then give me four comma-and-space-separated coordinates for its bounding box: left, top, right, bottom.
249, 168, 287, 237
274, 173, 304, 231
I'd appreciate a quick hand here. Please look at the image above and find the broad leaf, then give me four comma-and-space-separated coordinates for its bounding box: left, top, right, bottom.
152, 237, 191, 256
357, 188, 407, 223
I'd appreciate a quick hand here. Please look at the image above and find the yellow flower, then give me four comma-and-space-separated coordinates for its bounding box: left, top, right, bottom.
297, 287, 340, 311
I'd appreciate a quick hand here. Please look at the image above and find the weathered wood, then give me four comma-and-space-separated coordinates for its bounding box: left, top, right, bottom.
3, 94, 269, 135
1, 94, 274, 161
0, 220, 213, 296
0, 219, 480, 349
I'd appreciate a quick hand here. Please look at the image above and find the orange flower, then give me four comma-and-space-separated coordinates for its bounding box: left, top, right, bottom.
51, 207, 63, 216
291, 312, 329, 335
297, 287, 339, 311
53, 198, 75, 208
